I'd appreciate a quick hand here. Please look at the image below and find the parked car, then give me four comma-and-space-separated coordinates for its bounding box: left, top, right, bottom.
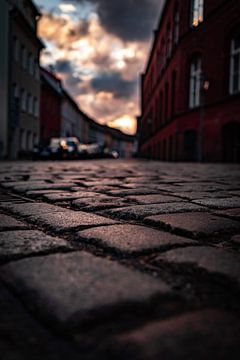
65, 137, 79, 159
33, 137, 80, 160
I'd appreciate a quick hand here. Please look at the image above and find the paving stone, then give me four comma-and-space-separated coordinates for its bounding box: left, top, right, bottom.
0, 285, 80, 360
193, 197, 240, 209
0, 214, 28, 231
29, 210, 117, 232
156, 246, 240, 285
0, 202, 67, 217
231, 234, 240, 245
26, 189, 66, 197
77, 224, 195, 254
0, 230, 71, 261
104, 309, 240, 360
0, 251, 172, 327
73, 195, 128, 211
145, 212, 240, 238
126, 194, 185, 204
214, 208, 240, 220
13, 183, 77, 193
106, 188, 159, 196
43, 191, 100, 202
1, 180, 47, 188
172, 191, 229, 200
103, 202, 205, 220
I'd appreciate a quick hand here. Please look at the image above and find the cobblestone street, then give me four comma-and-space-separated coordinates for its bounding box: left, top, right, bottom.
0, 159, 240, 359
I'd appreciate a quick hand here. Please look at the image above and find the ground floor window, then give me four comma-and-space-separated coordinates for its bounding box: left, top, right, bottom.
222, 122, 240, 162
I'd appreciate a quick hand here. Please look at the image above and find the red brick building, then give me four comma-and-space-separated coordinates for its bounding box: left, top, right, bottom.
40, 68, 62, 144
139, 0, 240, 162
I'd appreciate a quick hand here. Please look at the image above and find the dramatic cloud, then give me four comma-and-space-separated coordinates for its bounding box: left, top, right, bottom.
37, 0, 165, 134
55, 59, 72, 73
65, 0, 163, 41
91, 72, 137, 99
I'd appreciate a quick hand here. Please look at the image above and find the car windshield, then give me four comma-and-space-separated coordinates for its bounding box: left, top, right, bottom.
67, 141, 77, 146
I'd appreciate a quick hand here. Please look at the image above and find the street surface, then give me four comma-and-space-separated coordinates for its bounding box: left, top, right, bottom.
0, 159, 240, 359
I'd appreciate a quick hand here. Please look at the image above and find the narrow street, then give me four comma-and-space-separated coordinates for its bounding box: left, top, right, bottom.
0, 159, 240, 359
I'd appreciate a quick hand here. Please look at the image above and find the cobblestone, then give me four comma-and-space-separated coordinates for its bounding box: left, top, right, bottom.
0, 202, 68, 217
193, 197, 240, 209
0, 160, 240, 359
77, 224, 195, 255
156, 246, 240, 285
0, 213, 28, 231
1, 251, 171, 328
104, 202, 205, 220
105, 309, 240, 360
126, 194, 185, 204
145, 212, 240, 238
0, 230, 71, 261
29, 209, 117, 232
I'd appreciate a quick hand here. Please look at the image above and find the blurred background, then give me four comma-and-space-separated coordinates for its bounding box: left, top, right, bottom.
0, 0, 239, 162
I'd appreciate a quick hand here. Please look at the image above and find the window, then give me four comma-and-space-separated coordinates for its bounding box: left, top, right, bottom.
160, 38, 165, 71
190, 0, 204, 27
33, 97, 39, 117
20, 89, 26, 111
166, 24, 172, 59
13, 83, 19, 98
26, 131, 32, 150
19, 129, 25, 150
28, 52, 33, 74
21, 45, 27, 69
171, 71, 177, 117
189, 57, 202, 108
34, 60, 39, 80
173, 5, 180, 45
13, 36, 19, 61
164, 82, 169, 121
27, 93, 33, 113
230, 32, 240, 94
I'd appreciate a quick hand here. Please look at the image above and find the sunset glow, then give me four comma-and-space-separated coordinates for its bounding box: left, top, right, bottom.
36, 0, 163, 134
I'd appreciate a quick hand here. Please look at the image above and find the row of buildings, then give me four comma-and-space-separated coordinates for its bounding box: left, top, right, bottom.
0, 0, 135, 160
139, 0, 240, 162
40, 68, 135, 158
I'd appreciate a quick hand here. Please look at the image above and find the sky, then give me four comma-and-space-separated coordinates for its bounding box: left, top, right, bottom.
35, 0, 165, 134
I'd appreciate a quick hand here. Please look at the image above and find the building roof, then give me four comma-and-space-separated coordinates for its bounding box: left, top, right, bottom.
143, 0, 167, 75
40, 67, 62, 96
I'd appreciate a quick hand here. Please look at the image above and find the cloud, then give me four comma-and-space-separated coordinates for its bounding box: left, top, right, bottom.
55, 59, 72, 72
37, 0, 166, 134
90, 72, 137, 99
38, 11, 89, 48
66, 0, 164, 41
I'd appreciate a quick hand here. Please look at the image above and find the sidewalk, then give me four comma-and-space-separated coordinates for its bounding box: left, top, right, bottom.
0, 159, 240, 359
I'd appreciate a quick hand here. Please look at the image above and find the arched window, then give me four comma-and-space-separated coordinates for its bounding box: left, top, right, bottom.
173, 4, 180, 45
229, 31, 240, 94
166, 24, 172, 59
190, 0, 204, 27
189, 56, 202, 108
160, 38, 165, 71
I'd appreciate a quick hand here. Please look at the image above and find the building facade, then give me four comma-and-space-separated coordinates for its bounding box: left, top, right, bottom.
9, 0, 43, 158
0, 0, 10, 159
61, 90, 86, 141
40, 68, 62, 144
139, 0, 240, 162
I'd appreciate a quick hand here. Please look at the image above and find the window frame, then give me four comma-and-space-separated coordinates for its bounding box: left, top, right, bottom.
229, 33, 240, 94
189, 56, 202, 109
190, 0, 204, 28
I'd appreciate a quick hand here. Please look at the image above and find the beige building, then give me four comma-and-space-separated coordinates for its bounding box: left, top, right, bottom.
1, 0, 43, 159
